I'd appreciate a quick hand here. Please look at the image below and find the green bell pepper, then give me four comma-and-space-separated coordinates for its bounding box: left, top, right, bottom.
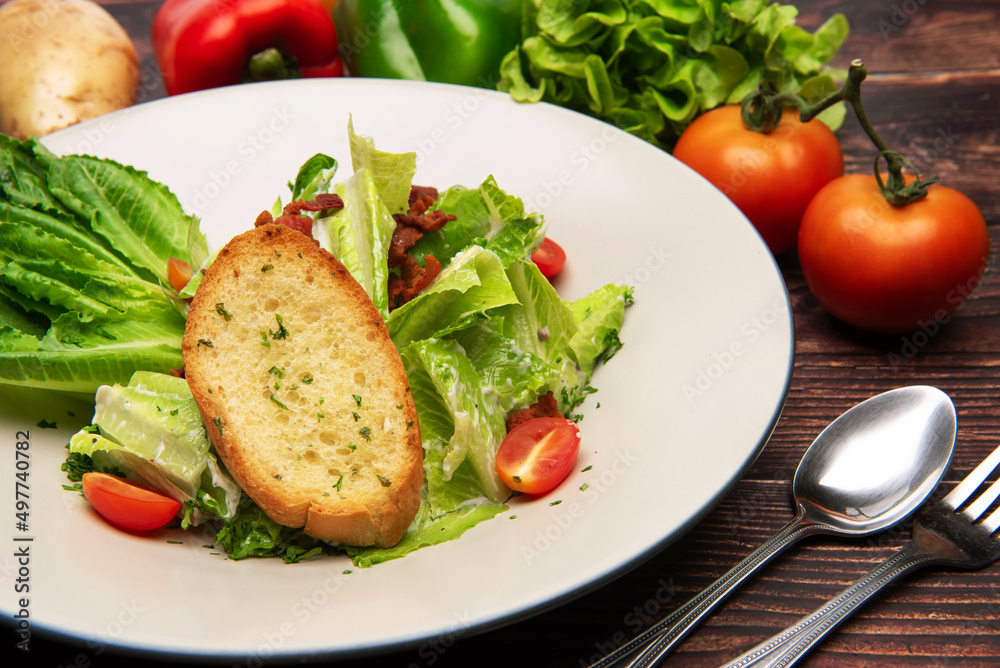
335, 0, 522, 88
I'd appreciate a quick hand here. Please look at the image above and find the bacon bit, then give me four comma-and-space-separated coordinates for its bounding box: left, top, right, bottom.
388, 255, 441, 307
253, 194, 344, 241
387, 185, 456, 310
389, 225, 424, 266
408, 185, 439, 216
505, 392, 563, 433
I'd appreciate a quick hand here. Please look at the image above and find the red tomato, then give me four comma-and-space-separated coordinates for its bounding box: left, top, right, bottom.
167, 257, 192, 292
496, 417, 581, 495
673, 105, 843, 255
82, 472, 181, 531
531, 238, 567, 278
798, 174, 990, 335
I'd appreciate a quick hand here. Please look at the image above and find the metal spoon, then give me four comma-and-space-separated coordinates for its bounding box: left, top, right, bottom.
588, 385, 957, 668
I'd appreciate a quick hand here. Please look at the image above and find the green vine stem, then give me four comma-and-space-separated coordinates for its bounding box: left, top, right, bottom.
741, 59, 938, 206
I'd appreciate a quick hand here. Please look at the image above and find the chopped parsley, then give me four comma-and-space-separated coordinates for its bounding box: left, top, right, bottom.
260, 332, 271, 349
273, 474, 282, 480
580, 483, 590, 492
317, 413, 325, 421
269, 366, 284, 379
270, 314, 289, 340
215, 303, 233, 321
377, 474, 391, 487
406, 420, 414, 430
352, 411, 360, 422
301, 373, 313, 384
169, 408, 180, 416
197, 338, 214, 348
333, 475, 343, 492
261, 263, 274, 272
581, 465, 593, 472
270, 395, 289, 410
352, 394, 362, 407
549, 500, 562, 506
359, 426, 372, 441
348, 442, 357, 451
213, 417, 223, 436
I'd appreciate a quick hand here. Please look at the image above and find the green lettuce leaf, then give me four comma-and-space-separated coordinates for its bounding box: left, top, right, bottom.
45, 155, 199, 284
387, 245, 519, 350
344, 502, 506, 568
323, 167, 397, 319
499, 0, 849, 148
403, 338, 510, 505
347, 117, 417, 216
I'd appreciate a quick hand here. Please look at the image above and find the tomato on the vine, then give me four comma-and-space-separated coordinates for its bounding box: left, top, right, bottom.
531, 237, 567, 278
82, 472, 181, 531
673, 105, 843, 255
798, 174, 990, 335
496, 417, 581, 495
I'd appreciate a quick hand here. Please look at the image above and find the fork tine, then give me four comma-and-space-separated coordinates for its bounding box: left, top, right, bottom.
942, 442, 1000, 510
982, 504, 1000, 534
963, 478, 1000, 522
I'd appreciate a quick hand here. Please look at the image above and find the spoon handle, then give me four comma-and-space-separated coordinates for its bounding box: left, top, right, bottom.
587, 511, 820, 668
718, 543, 936, 668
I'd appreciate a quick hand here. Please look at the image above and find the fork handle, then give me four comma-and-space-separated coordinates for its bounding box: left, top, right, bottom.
719, 543, 940, 668
586, 511, 822, 668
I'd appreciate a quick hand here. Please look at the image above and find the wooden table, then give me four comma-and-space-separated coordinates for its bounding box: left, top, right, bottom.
21, 1, 1000, 666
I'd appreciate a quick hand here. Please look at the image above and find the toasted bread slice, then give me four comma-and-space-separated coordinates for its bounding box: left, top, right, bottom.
182, 225, 422, 548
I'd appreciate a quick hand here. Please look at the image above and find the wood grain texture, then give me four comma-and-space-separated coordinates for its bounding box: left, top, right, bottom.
15, 1, 1000, 666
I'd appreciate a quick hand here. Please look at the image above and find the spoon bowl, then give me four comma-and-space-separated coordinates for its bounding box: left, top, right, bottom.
588, 385, 957, 668
795, 386, 957, 534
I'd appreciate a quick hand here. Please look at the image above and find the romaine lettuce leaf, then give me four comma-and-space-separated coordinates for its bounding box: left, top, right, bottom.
66, 371, 239, 523
344, 501, 506, 568
387, 245, 519, 350
410, 176, 545, 269
324, 167, 396, 320
347, 117, 416, 216
403, 338, 510, 505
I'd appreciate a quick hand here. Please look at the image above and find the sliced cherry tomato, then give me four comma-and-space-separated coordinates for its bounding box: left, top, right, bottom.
497, 417, 581, 495
531, 237, 567, 278
673, 105, 843, 256
167, 257, 192, 292
81, 472, 181, 531
798, 174, 990, 334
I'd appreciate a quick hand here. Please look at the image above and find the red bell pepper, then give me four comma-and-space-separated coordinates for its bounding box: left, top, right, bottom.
153, 0, 343, 96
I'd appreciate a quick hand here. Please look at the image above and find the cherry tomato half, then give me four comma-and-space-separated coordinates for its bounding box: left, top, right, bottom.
82, 472, 181, 531
497, 417, 581, 495
673, 105, 843, 256
798, 175, 990, 335
167, 257, 192, 292
531, 238, 567, 278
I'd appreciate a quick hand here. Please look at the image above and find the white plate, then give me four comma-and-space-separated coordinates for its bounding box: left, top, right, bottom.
1, 79, 793, 660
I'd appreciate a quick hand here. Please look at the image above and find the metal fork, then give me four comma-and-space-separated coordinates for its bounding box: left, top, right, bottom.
720, 441, 1000, 668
